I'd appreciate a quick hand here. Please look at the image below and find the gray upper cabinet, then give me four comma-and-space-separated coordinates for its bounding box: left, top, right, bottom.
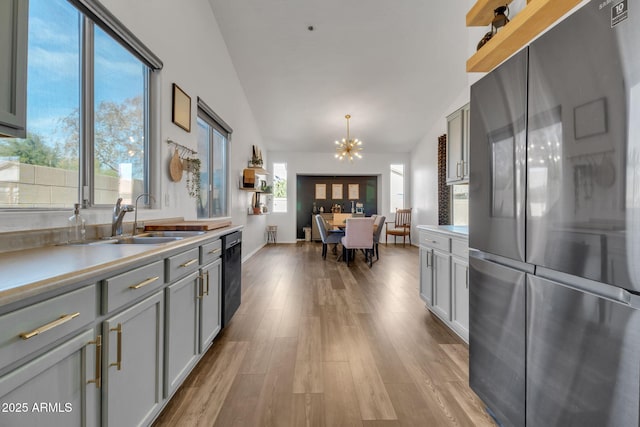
0, 0, 28, 138
446, 103, 470, 184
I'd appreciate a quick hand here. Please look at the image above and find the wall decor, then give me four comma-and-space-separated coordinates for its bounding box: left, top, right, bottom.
315, 183, 326, 200
172, 83, 191, 132
348, 183, 359, 200
332, 183, 343, 199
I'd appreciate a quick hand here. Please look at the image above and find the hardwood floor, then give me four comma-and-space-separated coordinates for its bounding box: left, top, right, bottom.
153, 242, 494, 427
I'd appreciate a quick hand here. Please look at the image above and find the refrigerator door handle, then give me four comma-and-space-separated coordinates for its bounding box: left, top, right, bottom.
536, 266, 635, 307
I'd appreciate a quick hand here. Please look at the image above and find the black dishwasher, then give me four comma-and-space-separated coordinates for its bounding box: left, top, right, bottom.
221, 231, 242, 327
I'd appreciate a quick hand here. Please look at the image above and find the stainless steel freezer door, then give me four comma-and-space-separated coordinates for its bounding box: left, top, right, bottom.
469, 255, 526, 427
469, 48, 527, 262
526, 0, 640, 290
527, 275, 640, 427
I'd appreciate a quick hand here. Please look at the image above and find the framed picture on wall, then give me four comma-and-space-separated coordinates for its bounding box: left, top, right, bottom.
172, 83, 191, 132
315, 183, 326, 200
348, 184, 359, 200
332, 184, 343, 199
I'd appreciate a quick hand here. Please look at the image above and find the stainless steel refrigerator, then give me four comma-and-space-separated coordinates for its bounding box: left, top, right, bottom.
469, 0, 640, 425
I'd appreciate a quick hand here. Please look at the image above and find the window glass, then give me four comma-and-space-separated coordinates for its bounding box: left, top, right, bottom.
93, 26, 147, 205
452, 184, 469, 226
197, 115, 228, 218
0, 0, 80, 208
390, 164, 404, 212
273, 163, 287, 213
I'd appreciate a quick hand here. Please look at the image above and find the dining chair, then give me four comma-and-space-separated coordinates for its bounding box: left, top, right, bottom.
372, 215, 386, 260
315, 214, 344, 259
385, 208, 412, 246
341, 217, 374, 267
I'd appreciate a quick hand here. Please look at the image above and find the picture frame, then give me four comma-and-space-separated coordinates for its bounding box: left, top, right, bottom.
315, 183, 326, 200
332, 183, 343, 200
172, 83, 191, 132
574, 97, 607, 140
348, 184, 359, 200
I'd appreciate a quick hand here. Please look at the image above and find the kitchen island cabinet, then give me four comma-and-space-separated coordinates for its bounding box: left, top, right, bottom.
418, 225, 469, 342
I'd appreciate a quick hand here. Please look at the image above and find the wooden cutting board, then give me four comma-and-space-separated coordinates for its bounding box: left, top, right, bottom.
145, 219, 232, 231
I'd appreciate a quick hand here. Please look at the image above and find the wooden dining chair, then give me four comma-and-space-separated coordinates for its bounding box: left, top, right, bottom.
385, 208, 412, 247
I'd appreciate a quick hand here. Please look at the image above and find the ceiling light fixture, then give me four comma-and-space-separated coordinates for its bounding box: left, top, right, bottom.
334, 114, 363, 162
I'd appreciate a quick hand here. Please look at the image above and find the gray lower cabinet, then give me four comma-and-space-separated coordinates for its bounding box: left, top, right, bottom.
451, 256, 469, 341
419, 247, 433, 306
0, 329, 100, 427
419, 227, 469, 343
103, 291, 164, 427
200, 258, 222, 353
164, 271, 200, 397
432, 249, 451, 321
0, 0, 28, 138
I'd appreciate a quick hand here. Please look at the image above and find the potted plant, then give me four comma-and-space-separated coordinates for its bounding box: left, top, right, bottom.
183, 157, 201, 199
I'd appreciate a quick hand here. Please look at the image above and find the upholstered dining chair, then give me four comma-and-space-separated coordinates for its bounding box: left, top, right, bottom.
385, 208, 412, 247
341, 217, 374, 267
372, 215, 386, 260
315, 214, 344, 259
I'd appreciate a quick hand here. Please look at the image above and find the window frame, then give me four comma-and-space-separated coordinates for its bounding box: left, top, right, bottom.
272, 162, 287, 213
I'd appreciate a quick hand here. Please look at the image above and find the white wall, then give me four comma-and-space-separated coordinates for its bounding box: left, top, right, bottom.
0, 0, 269, 260
266, 151, 411, 243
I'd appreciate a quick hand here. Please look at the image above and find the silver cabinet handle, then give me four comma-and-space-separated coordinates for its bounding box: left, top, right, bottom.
456, 162, 461, 178
20, 312, 80, 340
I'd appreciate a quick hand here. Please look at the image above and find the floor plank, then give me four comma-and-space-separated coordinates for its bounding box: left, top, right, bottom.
152, 242, 494, 427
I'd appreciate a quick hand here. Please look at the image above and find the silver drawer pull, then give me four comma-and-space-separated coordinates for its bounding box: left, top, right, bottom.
129, 276, 160, 290
208, 248, 221, 255
180, 258, 198, 268
20, 312, 80, 340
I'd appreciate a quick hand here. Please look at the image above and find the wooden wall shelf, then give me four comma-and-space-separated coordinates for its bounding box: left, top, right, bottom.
467, 0, 514, 26
467, 0, 581, 72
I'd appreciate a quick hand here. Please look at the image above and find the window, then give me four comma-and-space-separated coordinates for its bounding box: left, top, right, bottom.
452, 184, 469, 226
197, 98, 231, 218
390, 164, 404, 212
272, 163, 287, 213
0, 0, 159, 209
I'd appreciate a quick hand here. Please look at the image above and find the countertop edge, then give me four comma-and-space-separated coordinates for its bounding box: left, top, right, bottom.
417, 225, 469, 238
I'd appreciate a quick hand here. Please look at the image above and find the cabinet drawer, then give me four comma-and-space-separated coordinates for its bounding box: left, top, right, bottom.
451, 238, 469, 259
420, 231, 450, 252
200, 239, 222, 265
167, 247, 200, 282
103, 260, 164, 313
0, 285, 97, 372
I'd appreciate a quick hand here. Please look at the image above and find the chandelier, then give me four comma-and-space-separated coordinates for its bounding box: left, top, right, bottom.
334, 114, 363, 161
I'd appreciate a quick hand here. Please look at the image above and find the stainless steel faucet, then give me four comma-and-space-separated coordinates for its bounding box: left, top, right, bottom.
112, 198, 134, 237
133, 193, 156, 235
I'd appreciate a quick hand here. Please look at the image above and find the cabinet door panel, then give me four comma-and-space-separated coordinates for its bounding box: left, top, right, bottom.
452, 257, 469, 341
200, 259, 222, 352
0, 329, 99, 427
165, 271, 199, 396
419, 247, 433, 306
0, 0, 28, 137
446, 109, 464, 183
432, 250, 451, 320
103, 291, 163, 427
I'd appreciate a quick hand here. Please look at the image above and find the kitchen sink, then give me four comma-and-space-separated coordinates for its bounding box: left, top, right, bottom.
137, 231, 206, 238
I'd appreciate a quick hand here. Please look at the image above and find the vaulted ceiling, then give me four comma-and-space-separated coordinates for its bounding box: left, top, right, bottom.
209, 0, 470, 154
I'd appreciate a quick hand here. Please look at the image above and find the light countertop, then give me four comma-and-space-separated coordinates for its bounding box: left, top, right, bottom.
0, 225, 242, 311
417, 225, 468, 238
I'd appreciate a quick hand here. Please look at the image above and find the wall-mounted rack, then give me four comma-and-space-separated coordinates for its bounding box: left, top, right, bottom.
166, 138, 197, 155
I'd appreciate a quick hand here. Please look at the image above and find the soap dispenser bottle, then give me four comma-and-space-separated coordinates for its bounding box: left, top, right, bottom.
68, 203, 86, 243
